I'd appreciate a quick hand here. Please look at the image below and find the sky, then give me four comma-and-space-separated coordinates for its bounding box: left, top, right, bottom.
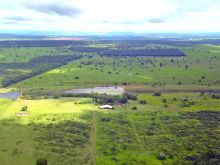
0, 0, 220, 33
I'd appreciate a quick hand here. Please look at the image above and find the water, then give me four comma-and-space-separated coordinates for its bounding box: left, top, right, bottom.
0, 91, 21, 100
65, 86, 124, 95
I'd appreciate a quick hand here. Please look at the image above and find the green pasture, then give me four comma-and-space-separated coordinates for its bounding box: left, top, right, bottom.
0, 91, 219, 164
0, 44, 219, 91
0, 47, 74, 63
0, 42, 219, 164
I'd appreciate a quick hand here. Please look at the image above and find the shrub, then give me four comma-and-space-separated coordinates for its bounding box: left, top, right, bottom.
132, 106, 137, 110
169, 152, 174, 159
119, 97, 128, 104
122, 82, 128, 85
162, 99, 167, 103
44, 95, 48, 99
36, 158, 47, 165
140, 100, 147, 104
178, 81, 182, 85
180, 102, 190, 107
154, 92, 161, 96
211, 94, 220, 99
124, 93, 137, 100
101, 117, 111, 122
53, 94, 61, 99
21, 105, 28, 111
157, 152, 166, 160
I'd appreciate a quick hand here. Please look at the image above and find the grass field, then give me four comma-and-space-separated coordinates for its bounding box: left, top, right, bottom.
12, 44, 220, 94
0, 39, 220, 164
0, 97, 96, 165
0, 91, 219, 165
0, 47, 73, 63
0, 43, 219, 92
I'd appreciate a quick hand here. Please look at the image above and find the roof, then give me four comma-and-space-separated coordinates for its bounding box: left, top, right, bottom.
100, 105, 113, 109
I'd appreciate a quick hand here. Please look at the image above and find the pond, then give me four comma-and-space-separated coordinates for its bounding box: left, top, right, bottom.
65, 86, 124, 95
0, 91, 21, 100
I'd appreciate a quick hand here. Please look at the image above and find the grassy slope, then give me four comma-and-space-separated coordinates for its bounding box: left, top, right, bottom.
0, 47, 75, 87
10, 44, 220, 94
0, 98, 96, 165
0, 43, 220, 164
0, 47, 73, 63
95, 93, 220, 164
0, 92, 219, 164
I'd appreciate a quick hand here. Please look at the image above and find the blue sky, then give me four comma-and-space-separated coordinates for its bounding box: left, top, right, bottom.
0, 0, 220, 33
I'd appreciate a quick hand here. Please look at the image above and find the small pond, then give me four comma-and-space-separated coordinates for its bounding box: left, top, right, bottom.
65, 86, 124, 95
0, 91, 21, 100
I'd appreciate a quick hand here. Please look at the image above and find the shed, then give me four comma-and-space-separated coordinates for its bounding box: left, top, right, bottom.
100, 105, 113, 109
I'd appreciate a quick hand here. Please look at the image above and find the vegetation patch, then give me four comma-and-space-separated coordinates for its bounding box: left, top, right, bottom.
0, 55, 82, 87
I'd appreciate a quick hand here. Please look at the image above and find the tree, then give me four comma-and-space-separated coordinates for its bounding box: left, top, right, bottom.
132, 106, 137, 110
36, 158, 47, 165
154, 92, 161, 96
140, 100, 147, 104
119, 97, 128, 104
21, 105, 28, 111
157, 152, 166, 160
125, 94, 137, 100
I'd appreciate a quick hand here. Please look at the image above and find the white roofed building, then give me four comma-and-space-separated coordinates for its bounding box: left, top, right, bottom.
100, 105, 113, 109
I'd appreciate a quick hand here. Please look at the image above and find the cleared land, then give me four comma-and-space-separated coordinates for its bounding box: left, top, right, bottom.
4, 43, 218, 96
0, 92, 219, 165
0, 38, 219, 165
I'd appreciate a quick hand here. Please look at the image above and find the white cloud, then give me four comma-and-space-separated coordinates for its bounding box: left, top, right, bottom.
0, 0, 220, 33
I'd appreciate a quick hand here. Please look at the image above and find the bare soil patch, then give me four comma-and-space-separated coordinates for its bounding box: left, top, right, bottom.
16, 112, 29, 117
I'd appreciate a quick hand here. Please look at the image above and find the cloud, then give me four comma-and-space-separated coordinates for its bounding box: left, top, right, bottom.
148, 18, 167, 23
25, 3, 81, 17
0, 0, 220, 33
4, 16, 31, 21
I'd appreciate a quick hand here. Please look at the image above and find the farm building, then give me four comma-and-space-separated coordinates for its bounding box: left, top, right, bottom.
100, 105, 113, 109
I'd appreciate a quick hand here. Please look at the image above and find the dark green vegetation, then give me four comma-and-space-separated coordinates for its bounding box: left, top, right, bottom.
33, 114, 92, 164
96, 110, 220, 164
0, 55, 82, 86
0, 39, 220, 92
0, 37, 220, 165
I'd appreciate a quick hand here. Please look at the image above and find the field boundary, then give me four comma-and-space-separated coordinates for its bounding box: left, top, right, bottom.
90, 112, 97, 165
125, 85, 220, 94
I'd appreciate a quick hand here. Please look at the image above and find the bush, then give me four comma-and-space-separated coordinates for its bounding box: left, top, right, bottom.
53, 94, 61, 99
122, 82, 128, 85
20, 105, 28, 111
36, 158, 47, 165
124, 93, 137, 100
119, 97, 128, 104
101, 117, 111, 122
211, 94, 220, 99
157, 152, 166, 160
169, 152, 174, 159
132, 106, 137, 110
162, 99, 167, 103
140, 100, 147, 104
93, 95, 128, 104
154, 92, 161, 96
